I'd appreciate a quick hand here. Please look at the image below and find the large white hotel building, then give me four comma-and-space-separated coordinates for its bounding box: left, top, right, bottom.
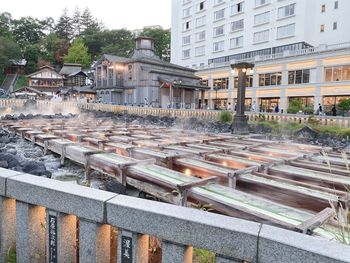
171, 0, 350, 113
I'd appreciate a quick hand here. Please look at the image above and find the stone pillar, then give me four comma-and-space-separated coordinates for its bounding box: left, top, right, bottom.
117, 231, 149, 263
201, 90, 205, 110
191, 90, 196, 109
46, 210, 77, 263
280, 64, 288, 113
231, 62, 254, 134
314, 59, 324, 111
79, 220, 111, 263
181, 89, 185, 109
252, 69, 259, 110
228, 70, 235, 108
169, 85, 173, 108
0, 197, 16, 262
208, 75, 214, 109
162, 241, 193, 263
16, 201, 46, 263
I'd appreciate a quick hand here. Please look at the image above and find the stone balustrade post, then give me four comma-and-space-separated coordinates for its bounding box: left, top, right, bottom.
46, 210, 77, 263
162, 241, 193, 263
79, 219, 111, 263
117, 230, 149, 263
0, 197, 16, 262
16, 201, 46, 263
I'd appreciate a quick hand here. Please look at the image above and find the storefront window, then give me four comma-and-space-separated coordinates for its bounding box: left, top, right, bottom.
259, 97, 280, 112
288, 96, 314, 108
258, 72, 282, 86
333, 67, 342, 81
324, 65, 350, 82
323, 96, 350, 113
213, 78, 229, 89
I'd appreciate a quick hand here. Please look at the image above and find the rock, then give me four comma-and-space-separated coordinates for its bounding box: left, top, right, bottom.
0, 153, 20, 168
105, 180, 126, 194
0, 161, 8, 168
294, 126, 319, 140
22, 161, 48, 177
6, 148, 17, 155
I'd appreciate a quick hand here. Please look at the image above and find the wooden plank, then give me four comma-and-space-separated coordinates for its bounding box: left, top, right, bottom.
295, 208, 335, 234
177, 176, 218, 191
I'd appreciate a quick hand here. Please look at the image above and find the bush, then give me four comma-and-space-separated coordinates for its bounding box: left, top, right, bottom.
338, 98, 350, 112
193, 248, 215, 263
218, 110, 233, 123
287, 99, 314, 114
14, 75, 28, 91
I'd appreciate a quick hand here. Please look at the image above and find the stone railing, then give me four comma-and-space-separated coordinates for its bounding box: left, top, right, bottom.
1, 168, 350, 263
1, 99, 350, 128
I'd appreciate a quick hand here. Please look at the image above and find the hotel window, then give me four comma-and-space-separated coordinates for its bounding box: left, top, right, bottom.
183, 7, 191, 18
214, 9, 225, 20
214, 0, 224, 5
255, 0, 270, 7
198, 1, 205, 11
213, 25, 225, 36
182, 49, 190, 59
320, 24, 325, 32
234, 75, 253, 88
195, 46, 206, 56
195, 30, 206, 41
230, 36, 243, 48
231, 2, 244, 15
325, 65, 350, 81
231, 19, 244, 31
277, 23, 295, 39
183, 21, 192, 31
258, 72, 282, 86
278, 3, 296, 19
213, 78, 229, 89
253, 29, 269, 43
288, 69, 310, 84
254, 11, 270, 25
334, 1, 339, 9
182, 35, 191, 45
213, 40, 225, 52
321, 4, 326, 12
196, 16, 206, 27
333, 22, 337, 30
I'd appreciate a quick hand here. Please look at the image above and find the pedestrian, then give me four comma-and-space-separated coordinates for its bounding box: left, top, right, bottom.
251, 101, 257, 112
331, 104, 337, 116
318, 103, 323, 116
144, 98, 148, 107
227, 102, 233, 111
274, 104, 279, 113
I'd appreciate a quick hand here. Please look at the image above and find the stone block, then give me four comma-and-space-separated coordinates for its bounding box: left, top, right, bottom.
258, 224, 350, 263
162, 241, 192, 263
0, 197, 16, 263
0, 167, 21, 196
106, 195, 260, 262
7, 173, 117, 222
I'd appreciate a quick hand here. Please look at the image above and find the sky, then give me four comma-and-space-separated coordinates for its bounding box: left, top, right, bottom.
1, 0, 171, 30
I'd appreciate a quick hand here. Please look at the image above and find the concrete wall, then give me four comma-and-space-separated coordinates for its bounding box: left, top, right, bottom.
1, 168, 350, 262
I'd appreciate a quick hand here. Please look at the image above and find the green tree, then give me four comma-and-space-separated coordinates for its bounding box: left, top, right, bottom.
55, 8, 73, 41
338, 98, 350, 112
0, 12, 13, 38
11, 17, 46, 47
41, 33, 69, 65
140, 27, 171, 61
0, 37, 21, 74
100, 29, 134, 57
23, 43, 52, 73
64, 38, 91, 68
72, 7, 81, 37
80, 7, 100, 34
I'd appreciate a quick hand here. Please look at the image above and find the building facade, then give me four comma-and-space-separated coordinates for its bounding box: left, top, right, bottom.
171, 0, 350, 112
27, 66, 64, 95
94, 37, 208, 109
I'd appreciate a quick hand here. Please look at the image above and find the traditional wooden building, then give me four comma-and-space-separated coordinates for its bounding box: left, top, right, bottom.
27, 66, 64, 95
59, 63, 89, 87
93, 37, 209, 109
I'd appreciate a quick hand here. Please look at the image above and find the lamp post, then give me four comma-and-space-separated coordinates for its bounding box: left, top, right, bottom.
231, 62, 255, 135
213, 86, 220, 110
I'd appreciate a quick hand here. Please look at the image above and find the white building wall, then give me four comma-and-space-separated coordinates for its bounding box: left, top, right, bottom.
171, 0, 350, 69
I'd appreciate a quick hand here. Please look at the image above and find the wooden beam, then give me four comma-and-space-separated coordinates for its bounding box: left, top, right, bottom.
295, 208, 335, 234
177, 176, 218, 191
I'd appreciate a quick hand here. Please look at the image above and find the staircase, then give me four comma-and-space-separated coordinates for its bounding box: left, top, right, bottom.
1, 74, 17, 94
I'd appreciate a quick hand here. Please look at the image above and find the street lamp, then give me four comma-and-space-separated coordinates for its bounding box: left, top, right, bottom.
213, 85, 220, 110
231, 62, 255, 135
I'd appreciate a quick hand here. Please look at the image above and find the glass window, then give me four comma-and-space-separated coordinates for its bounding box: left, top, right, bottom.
271, 74, 277, 85
333, 67, 342, 81
254, 11, 270, 25
232, 2, 244, 15
264, 73, 271, 86
253, 29, 269, 43
343, 66, 350, 80
303, 69, 310, 83
214, 9, 225, 20
277, 73, 282, 85
277, 24, 295, 39
259, 75, 265, 86
295, 70, 302, 84
288, 71, 295, 84
325, 68, 332, 81
231, 19, 244, 31
214, 25, 225, 36
230, 36, 243, 48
